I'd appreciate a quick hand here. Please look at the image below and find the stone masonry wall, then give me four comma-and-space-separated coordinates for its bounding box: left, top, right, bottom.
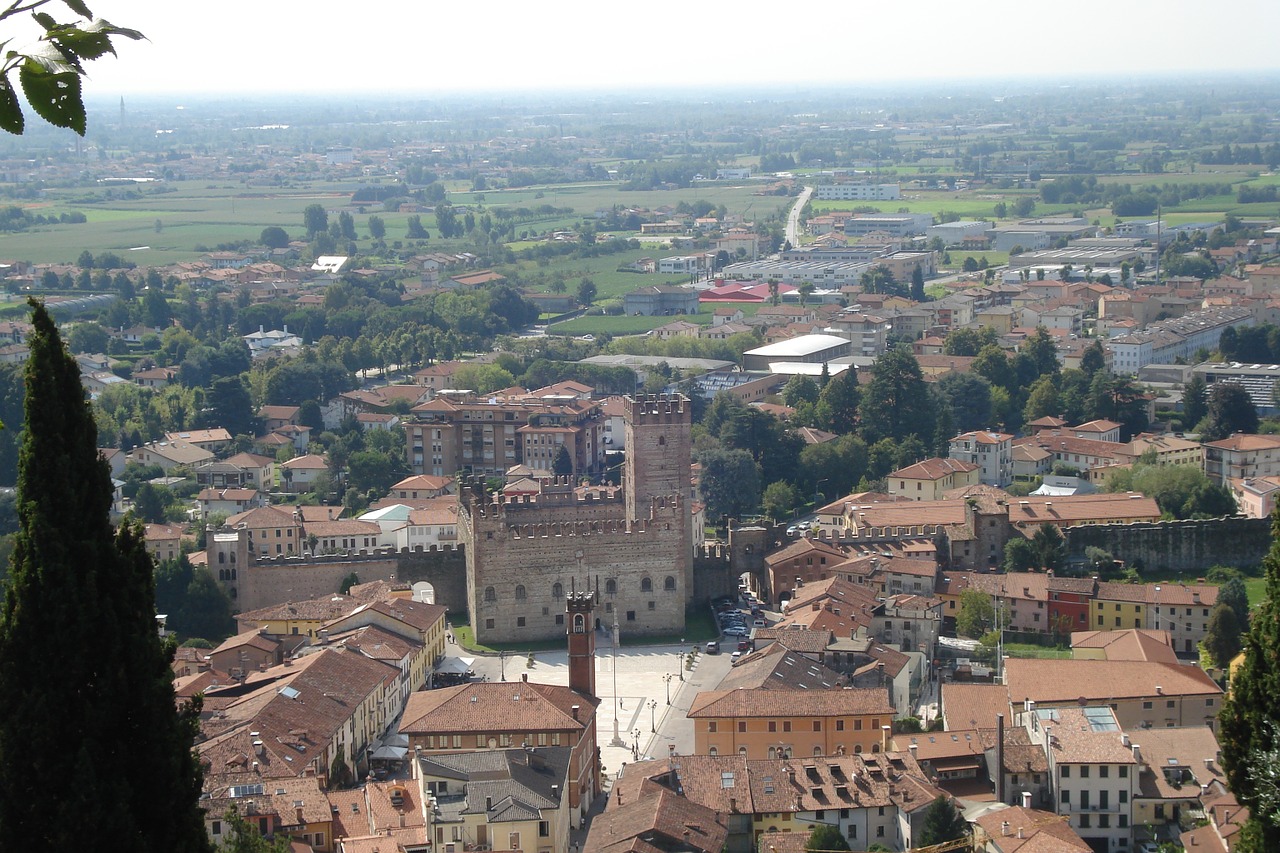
1064, 516, 1272, 573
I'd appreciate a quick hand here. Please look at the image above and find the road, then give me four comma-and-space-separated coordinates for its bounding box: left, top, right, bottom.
784, 185, 813, 248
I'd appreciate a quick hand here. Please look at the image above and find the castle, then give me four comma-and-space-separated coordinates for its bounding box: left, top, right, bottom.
458, 393, 694, 644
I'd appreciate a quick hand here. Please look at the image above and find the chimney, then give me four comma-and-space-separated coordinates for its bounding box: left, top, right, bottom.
297, 805, 305, 824
1001, 821, 1010, 836
1017, 828, 1024, 839
1021, 790, 1032, 809
551, 784, 560, 799
485, 796, 493, 811
1133, 744, 1141, 762
908, 744, 918, 759
1204, 757, 1214, 770
1156, 685, 1163, 695
522, 673, 528, 683
572, 705, 580, 721
997, 713, 1006, 804
729, 797, 738, 813
881, 725, 891, 753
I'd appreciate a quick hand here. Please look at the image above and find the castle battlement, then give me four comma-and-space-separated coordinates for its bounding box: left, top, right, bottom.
502, 507, 685, 541
247, 543, 463, 568
623, 392, 690, 426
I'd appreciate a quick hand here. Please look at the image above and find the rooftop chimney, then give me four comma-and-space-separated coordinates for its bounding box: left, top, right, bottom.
1022, 791, 1032, 809
522, 673, 528, 683
1133, 744, 1142, 762
1001, 821, 1010, 836
485, 796, 493, 811
572, 704, 580, 721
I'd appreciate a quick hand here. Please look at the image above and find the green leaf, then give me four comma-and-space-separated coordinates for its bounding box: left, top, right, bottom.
17, 60, 84, 135
32, 12, 58, 32
61, 0, 95, 18
50, 26, 116, 62
0, 77, 24, 136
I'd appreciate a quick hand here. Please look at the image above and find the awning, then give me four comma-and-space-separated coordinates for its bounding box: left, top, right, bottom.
436, 656, 476, 674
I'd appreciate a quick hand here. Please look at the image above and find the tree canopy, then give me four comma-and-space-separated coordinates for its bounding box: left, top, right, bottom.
0, 300, 210, 851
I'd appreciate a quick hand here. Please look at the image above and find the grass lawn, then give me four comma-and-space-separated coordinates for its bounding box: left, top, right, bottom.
1002, 643, 1072, 659
1246, 576, 1268, 607
549, 312, 711, 336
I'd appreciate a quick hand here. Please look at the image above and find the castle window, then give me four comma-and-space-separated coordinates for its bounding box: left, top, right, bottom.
626, 610, 636, 621
218, 552, 226, 564
485, 619, 494, 629
664, 575, 676, 591
555, 614, 564, 625
517, 617, 526, 627
552, 582, 564, 600
641, 577, 653, 593
573, 613, 585, 632
605, 579, 617, 595
515, 585, 526, 600
648, 601, 656, 610
484, 586, 497, 602
658, 436, 666, 446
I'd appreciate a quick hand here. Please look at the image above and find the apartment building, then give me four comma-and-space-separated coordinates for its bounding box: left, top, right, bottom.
688, 687, 895, 758
405, 393, 605, 478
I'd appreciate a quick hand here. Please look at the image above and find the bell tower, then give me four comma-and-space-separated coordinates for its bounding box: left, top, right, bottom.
566, 586, 597, 698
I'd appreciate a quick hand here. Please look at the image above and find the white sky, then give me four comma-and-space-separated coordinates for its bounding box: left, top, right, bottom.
33, 0, 1280, 96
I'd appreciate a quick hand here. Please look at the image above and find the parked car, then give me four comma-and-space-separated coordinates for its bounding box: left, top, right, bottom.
736, 639, 752, 652
705, 641, 719, 654
730, 651, 742, 661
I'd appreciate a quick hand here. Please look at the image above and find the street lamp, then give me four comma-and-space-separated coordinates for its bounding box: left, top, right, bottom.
500, 649, 506, 682
649, 699, 658, 732
1153, 585, 1162, 632
678, 646, 685, 682
663, 673, 673, 705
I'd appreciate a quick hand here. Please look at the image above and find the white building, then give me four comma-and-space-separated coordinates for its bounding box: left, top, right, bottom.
814, 183, 902, 201
949, 430, 1014, 487
1026, 705, 1139, 853
926, 221, 993, 243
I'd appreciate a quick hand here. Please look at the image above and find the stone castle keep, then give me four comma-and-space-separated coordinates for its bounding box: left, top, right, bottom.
459, 393, 694, 644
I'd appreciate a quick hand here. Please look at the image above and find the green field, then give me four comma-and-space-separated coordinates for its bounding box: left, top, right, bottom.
549, 313, 710, 336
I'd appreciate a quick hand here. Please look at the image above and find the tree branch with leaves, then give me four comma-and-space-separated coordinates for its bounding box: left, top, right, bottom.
0, 0, 142, 135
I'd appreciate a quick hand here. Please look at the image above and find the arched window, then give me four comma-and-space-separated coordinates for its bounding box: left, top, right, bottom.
708, 746, 718, 756
573, 614, 585, 633
871, 743, 880, 753
484, 586, 496, 602
663, 575, 676, 591
230, 568, 236, 580
738, 746, 748, 756
853, 744, 862, 754
218, 552, 226, 564
229, 551, 236, 564
552, 582, 563, 600
767, 746, 777, 759
813, 746, 823, 756
605, 579, 617, 595
640, 577, 653, 593
515, 585, 526, 600
658, 436, 666, 446
228, 587, 237, 599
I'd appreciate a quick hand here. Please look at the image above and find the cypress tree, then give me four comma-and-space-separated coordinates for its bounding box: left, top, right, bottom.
1220, 504, 1280, 849
0, 301, 211, 852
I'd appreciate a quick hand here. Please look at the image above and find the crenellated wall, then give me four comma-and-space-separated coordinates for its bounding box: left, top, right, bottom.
1064, 516, 1272, 573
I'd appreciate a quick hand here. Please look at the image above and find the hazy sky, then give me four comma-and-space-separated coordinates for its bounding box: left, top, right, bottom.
36, 0, 1280, 96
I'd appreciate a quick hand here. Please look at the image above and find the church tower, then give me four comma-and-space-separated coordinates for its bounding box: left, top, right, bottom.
565, 587, 597, 698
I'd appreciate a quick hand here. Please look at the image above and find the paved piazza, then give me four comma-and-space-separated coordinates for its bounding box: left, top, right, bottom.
455, 635, 732, 788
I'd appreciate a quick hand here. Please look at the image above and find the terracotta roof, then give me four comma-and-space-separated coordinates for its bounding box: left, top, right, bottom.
975, 805, 1089, 852
237, 593, 360, 624
1069, 629, 1178, 663
1202, 433, 1280, 452
212, 628, 281, 656
687, 687, 892, 718
400, 681, 599, 736
889, 457, 979, 482
1004, 658, 1221, 705
1094, 581, 1218, 608
1007, 493, 1160, 526
716, 642, 845, 692
1132, 726, 1226, 801
941, 682, 1012, 731
587, 786, 728, 853
1038, 706, 1136, 765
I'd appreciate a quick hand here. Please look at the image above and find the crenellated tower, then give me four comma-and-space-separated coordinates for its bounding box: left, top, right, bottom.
565, 586, 597, 698
622, 393, 691, 516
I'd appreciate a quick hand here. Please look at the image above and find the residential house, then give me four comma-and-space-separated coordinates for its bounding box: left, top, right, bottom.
973, 805, 1091, 853
415, 747, 572, 853
143, 522, 184, 564
950, 431, 1014, 487
687, 687, 894, 758
1203, 433, 1280, 484
887, 457, 980, 501
1004, 658, 1222, 732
